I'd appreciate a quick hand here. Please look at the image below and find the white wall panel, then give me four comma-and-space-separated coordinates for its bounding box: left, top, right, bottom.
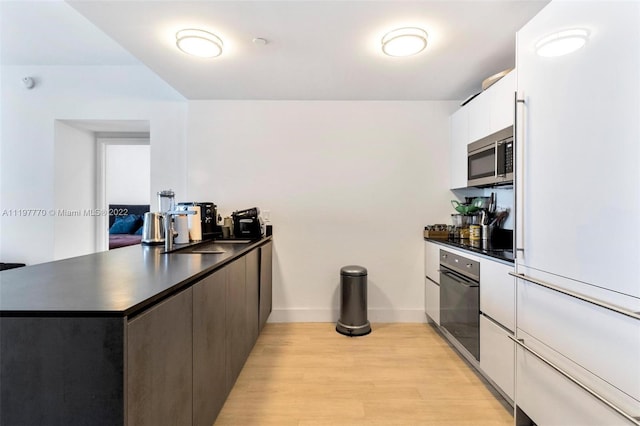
0, 65, 186, 265
53, 121, 96, 260
186, 100, 457, 322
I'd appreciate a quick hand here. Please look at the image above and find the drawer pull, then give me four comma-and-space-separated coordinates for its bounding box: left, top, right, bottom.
510, 336, 640, 425
509, 272, 640, 321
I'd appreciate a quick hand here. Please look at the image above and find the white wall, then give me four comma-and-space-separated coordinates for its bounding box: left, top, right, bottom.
187, 100, 457, 322
106, 144, 151, 205
53, 121, 96, 260
0, 65, 186, 265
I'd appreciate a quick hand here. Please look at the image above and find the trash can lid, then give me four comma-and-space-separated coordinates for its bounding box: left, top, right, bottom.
340, 265, 367, 276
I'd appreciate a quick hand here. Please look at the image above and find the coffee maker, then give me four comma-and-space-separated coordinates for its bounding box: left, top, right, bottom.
177, 202, 219, 240
197, 202, 218, 239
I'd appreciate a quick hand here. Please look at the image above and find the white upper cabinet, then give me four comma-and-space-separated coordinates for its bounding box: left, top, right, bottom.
514, 2, 640, 424
489, 71, 515, 135
468, 70, 515, 143
449, 70, 515, 189
449, 108, 469, 189
467, 90, 491, 143
516, 0, 640, 301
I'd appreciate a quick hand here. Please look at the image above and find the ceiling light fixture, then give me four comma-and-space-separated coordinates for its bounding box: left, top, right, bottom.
176, 29, 223, 58
535, 28, 589, 57
381, 27, 428, 57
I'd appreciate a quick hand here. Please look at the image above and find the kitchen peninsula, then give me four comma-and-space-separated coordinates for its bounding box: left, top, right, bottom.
0, 237, 273, 426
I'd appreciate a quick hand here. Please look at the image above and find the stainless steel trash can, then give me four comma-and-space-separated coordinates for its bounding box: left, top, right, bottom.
336, 265, 371, 336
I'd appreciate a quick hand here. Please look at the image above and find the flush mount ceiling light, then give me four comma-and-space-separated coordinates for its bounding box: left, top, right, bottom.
535, 28, 589, 57
176, 29, 223, 58
381, 27, 428, 57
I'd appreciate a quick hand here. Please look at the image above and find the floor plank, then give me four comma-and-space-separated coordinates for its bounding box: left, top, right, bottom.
214, 323, 513, 426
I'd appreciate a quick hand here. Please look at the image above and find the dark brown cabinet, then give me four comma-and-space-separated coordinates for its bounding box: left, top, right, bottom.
193, 269, 227, 426
225, 256, 247, 391
246, 248, 260, 353
127, 287, 193, 426
127, 253, 260, 426
259, 242, 273, 330
0, 239, 273, 426
0, 316, 125, 426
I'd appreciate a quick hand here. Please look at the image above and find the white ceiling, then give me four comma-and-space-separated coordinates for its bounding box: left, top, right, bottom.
2, 0, 550, 101
0, 1, 140, 66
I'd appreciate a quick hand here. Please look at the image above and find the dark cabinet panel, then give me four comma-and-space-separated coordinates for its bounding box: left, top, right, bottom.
193, 268, 227, 426
246, 248, 260, 353
0, 239, 272, 426
0, 316, 125, 426
225, 256, 246, 391
127, 288, 193, 426
259, 242, 273, 330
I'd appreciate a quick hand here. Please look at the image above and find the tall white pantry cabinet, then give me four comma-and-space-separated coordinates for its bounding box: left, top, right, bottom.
514, 1, 640, 425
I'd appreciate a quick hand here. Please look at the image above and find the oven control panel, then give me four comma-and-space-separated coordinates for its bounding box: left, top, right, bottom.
440, 249, 480, 282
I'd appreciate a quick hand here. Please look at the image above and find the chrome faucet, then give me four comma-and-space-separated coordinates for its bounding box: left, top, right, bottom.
163, 210, 195, 253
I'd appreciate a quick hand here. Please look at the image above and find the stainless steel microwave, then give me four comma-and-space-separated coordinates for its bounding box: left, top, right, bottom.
467, 127, 514, 187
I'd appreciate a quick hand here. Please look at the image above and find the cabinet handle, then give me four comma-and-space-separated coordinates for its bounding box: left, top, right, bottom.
494, 140, 499, 178
509, 272, 640, 321
440, 270, 479, 288
514, 91, 526, 254
496, 139, 507, 177
510, 336, 640, 426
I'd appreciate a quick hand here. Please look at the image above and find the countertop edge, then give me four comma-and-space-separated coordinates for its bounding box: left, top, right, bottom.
0, 237, 273, 318
424, 237, 514, 265
123, 237, 273, 318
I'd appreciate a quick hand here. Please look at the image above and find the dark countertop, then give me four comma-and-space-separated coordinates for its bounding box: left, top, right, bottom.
425, 237, 514, 263
0, 237, 272, 316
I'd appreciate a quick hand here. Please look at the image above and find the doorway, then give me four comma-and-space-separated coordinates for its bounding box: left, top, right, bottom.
54, 120, 150, 258
96, 136, 150, 251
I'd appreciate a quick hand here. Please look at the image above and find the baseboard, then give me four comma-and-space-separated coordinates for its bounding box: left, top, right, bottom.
268, 308, 427, 323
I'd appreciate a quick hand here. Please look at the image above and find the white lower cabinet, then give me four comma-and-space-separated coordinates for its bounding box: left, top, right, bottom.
516, 344, 632, 426
424, 241, 441, 325
479, 315, 514, 400
478, 257, 515, 401
424, 241, 440, 283
479, 259, 514, 332
424, 277, 440, 325
517, 279, 640, 406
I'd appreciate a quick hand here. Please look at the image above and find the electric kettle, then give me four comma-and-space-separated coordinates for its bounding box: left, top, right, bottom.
141, 212, 165, 245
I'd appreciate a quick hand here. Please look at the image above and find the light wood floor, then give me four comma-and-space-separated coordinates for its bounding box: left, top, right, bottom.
215, 323, 513, 426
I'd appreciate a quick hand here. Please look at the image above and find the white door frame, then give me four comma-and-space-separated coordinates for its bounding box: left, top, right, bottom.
95, 136, 150, 252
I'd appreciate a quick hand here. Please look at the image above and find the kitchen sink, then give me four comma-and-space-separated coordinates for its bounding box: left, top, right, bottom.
189, 248, 226, 254
173, 243, 227, 254
172, 239, 255, 254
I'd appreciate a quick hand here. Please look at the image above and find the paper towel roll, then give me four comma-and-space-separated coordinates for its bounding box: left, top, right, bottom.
174, 215, 190, 244
188, 206, 202, 241
223, 216, 233, 237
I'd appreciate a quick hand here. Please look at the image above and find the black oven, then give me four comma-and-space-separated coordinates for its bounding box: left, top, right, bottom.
467, 127, 513, 187
439, 249, 480, 361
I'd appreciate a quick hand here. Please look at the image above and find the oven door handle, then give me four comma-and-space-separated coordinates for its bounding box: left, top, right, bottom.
439, 269, 479, 288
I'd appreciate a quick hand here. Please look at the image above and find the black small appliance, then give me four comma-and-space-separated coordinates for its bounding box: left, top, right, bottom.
232, 207, 263, 239
197, 202, 218, 239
